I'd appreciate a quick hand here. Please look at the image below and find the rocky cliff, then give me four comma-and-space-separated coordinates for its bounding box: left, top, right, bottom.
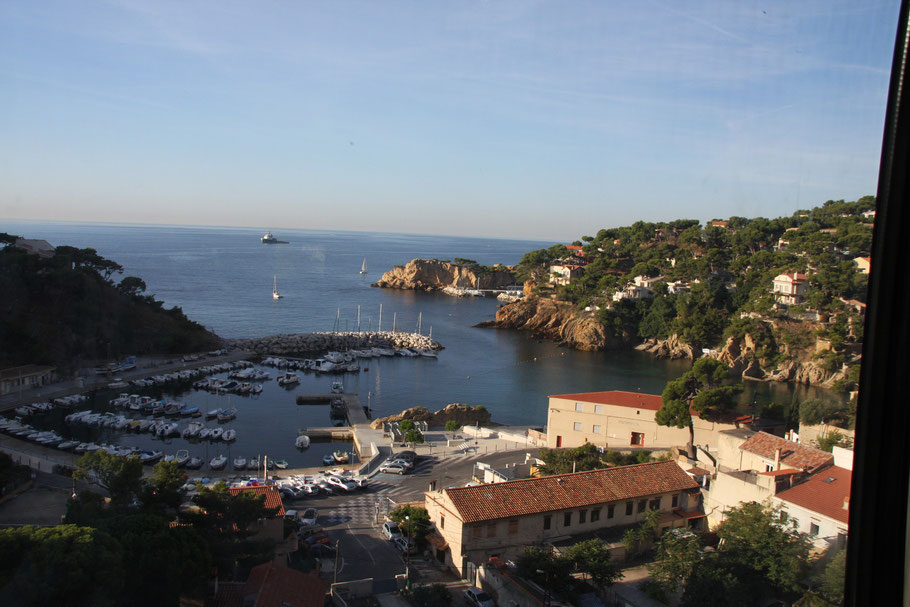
477, 298, 628, 351
369, 403, 492, 429
373, 259, 515, 292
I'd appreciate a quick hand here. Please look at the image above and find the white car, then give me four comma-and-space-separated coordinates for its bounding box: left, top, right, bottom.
464, 587, 496, 607
300, 508, 318, 527
381, 521, 402, 541
325, 475, 358, 492
387, 458, 414, 469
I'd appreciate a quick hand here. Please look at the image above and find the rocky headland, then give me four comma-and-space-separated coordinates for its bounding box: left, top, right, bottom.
476, 298, 628, 351
372, 259, 515, 293
224, 331, 441, 356
369, 403, 492, 429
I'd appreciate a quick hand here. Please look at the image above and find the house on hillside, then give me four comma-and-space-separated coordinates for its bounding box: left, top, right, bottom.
424, 461, 704, 576
853, 256, 871, 274
772, 272, 809, 306
549, 264, 585, 286
545, 390, 738, 450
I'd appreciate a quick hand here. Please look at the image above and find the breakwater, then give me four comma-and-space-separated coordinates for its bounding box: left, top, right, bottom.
223, 331, 441, 356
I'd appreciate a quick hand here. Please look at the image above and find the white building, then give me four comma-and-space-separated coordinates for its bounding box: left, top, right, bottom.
772, 272, 809, 305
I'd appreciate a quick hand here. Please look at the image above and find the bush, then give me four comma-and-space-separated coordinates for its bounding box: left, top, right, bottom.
403, 583, 452, 606
444, 420, 460, 433
399, 419, 415, 432
404, 429, 425, 444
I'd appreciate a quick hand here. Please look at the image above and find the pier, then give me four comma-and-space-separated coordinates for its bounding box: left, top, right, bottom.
295, 393, 370, 426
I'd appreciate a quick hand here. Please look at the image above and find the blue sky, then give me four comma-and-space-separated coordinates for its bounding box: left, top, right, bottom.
0, 1, 900, 240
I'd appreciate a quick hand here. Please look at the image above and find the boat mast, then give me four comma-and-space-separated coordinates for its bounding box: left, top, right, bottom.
417, 312, 422, 334
393, 312, 397, 333
379, 304, 382, 332
357, 305, 361, 332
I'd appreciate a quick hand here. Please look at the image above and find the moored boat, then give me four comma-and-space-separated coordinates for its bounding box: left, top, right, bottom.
295, 434, 311, 449
210, 454, 227, 470
233, 456, 247, 470
222, 429, 236, 442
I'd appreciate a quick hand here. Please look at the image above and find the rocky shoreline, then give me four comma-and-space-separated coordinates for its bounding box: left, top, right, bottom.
224, 331, 441, 356
373, 258, 515, 293
369, 403, 493, 429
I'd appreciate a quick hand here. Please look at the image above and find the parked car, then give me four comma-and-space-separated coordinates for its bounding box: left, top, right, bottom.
378, 462, 408, 475
395, 450, 417, 462
325, 475, 358, 492
387, 458, 414, 469
381, 521, 402, 541
463, 587, 496, 607
300, 508, 318, 527
303, 532, 331, 546
393, 537, 418, 555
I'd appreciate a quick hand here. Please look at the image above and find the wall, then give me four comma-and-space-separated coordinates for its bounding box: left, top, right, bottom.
772, 497, 848, 552
546, 397, 735, 451
703, 468, 775, 526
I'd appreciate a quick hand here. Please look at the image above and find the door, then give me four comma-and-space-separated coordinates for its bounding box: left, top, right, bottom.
631, 432, 644, 446
556, 435, 562, 448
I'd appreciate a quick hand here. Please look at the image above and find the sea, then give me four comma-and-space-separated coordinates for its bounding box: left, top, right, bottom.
3, 220, 845, 468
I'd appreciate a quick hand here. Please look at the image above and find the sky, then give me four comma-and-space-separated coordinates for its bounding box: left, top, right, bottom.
0, 1, 901, 241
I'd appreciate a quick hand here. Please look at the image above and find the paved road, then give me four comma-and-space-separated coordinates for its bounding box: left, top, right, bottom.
281, 447, 533, 586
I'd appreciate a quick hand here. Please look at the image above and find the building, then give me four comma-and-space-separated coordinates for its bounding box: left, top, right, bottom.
424, 461, 703, 575
703, 430, 836, 526
242, 562, 327, 607
633, 275, 665, 288
549, 264, 585, 286
226, 486, 297, 564
0, 365, 57, 396
853, 256, 872, 274
545, 390, 736, 450
772, 272, 809, 305
611, 284, 654, 302
12, 238, 55, 258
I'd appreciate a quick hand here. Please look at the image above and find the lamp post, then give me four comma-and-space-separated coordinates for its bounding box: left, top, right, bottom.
405, 515, 411, 571
536, 569, 551, 607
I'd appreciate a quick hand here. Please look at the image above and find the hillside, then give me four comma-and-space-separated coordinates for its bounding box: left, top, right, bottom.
0, 235, 220, 370
373, 258, 515, 292
488, 197, 873, 389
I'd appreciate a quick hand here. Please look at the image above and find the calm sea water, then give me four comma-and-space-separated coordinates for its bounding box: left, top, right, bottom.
4, 220, 842, 467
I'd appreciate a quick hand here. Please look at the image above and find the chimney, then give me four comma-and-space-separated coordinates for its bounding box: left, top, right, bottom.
774, 448, 781, 471
843, 496, 850, 510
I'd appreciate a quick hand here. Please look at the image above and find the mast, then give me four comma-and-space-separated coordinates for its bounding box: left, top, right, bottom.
417, 311, 422, 334
357, 305, 361, 332
379, 304, 382, 332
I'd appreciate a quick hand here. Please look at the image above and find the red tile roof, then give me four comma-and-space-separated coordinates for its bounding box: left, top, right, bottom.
566, 245, 584, 251
549, 390, 664, 411
443, 461, 699, 523
244, 563, 326, 607
228, 485, 286, 516
776, 272, 808, 282
738, 432, 833, 473
775, 466, 851, 525
204, 581, 245, 607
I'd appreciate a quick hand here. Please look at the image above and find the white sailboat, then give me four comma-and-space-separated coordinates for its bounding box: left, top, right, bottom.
359, 258, 367, 275
272, 275, 282, 299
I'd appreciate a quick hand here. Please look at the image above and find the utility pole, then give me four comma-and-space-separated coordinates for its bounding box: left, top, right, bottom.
333, 540, 340, 583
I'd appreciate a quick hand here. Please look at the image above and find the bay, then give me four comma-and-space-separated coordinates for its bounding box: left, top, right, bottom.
4, 220, 841, 467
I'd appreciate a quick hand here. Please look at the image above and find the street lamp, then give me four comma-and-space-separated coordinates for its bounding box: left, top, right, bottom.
405, 515, 411, 571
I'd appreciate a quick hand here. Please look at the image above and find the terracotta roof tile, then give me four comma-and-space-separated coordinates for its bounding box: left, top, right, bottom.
204, 581, 245, 607
228, 485, 286, 516
443, 461, 699, 524
776, 466, 851, 525
739, 432, 833, 473
549, 390, 664, 411
244, 563, 326, 607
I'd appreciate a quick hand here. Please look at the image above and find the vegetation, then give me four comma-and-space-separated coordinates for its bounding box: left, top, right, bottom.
0, 234, 219, 369
622, 508, 662, 558
444, 420, 460, 433
815, 430, 853, 452
537, 442, 604, 475
388, 505, 431, 543
0, 452, 32, 498
515, 539, 621, 602
656, 359, 742, 458
513, 196, 873, 382
403, 583, 453, 606
404, 428, 425, 444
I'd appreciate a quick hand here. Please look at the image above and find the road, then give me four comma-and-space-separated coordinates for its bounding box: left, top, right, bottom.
281, 448, 533, 588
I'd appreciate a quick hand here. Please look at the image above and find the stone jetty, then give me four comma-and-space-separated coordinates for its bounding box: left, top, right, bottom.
223, 331, 441, 356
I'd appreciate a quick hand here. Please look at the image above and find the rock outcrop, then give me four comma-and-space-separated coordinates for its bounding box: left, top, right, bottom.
635, 335, 698, 360
373, 259, 515, 292
224, 331, 441, 356
369, 403, 492, 429
477, 298, 627, 351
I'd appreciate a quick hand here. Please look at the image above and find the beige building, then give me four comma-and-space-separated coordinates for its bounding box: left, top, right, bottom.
853, 256, 871, 274
703, 430, 835, 526
0, 365, 57, 396
545, 390, 736, 451
424, 461, 703, 576
772, 272, 809, 305
549, 264, 585, 286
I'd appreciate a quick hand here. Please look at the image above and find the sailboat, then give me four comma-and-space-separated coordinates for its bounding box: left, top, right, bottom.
272, 275, 282, 299
359, 258, 367, 275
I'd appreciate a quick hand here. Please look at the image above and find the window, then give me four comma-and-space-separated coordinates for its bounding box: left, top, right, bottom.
573, 422, 582, 431
508, 520, 518, 535
440, 515, 445, 529
638, 500, 646, 513
810, 522, 820, 536
765, 463, 774, 472
487, 523, 497, 538
592, 424, 601, 434
472, 526, 482, 539
607, 505, 614, 519
575, 402, 584, 412
780, 510, 789, 523
625, 502, 633, 516
579, 509, 587, 524
594, 404, 604, 414
592, 508, 601, 522
649, 498, 661, 510
564, 512, 572, 526
543, 515, 551, 530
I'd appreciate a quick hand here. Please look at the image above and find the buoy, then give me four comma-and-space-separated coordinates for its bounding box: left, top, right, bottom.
467, 376, 471, 379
